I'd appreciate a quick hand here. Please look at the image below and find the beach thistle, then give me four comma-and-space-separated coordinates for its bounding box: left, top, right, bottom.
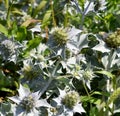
0, 39, 16, 59
61, 91, 80, 109
52, 27, 68, 45
105, 29, 120, 48
53, 89, 85, 115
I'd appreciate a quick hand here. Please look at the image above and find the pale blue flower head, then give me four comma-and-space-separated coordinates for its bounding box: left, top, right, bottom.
8, 84, 51, 116
53, 89, 85, 116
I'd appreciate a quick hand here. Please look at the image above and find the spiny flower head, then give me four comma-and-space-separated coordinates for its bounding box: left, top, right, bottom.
83, 69, 94, 80
0, 39, 16, 59
105, 29, 120, 48
82, 64, 95, 80
61, 91, 80, 109
53, 89, 85, 115
20, 95, 35, 112
8, 84, 51, 116
52, 27, 68, 45
22, 60, 41, 80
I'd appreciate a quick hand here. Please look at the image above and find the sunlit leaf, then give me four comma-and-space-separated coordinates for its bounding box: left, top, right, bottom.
42, 10, 52, 26
16, 26, 27, 42
33, 0, 47, 17
95, 70, 115, 79
26, 37, 42, 51
0, 24, 8, 36
21, 19, 41, 27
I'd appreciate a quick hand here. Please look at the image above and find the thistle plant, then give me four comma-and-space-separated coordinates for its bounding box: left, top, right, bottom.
61, 91, 80, 109
0, 39, 16, 60
8, 84, 51, 116
22, 59, 41, 80
52, 27, 68, 45
105, 29, 120, 48
48, 26, 82, 57
1, 0, 120, 116
53, 89, 85, 116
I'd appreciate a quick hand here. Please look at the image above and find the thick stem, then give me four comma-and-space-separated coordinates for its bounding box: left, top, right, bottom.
39, 77, 53, 98
39, 60, 60, 97
73, 0, 82, 14
80, 0, 93, 30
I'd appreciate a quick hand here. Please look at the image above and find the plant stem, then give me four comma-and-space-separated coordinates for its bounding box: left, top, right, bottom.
73, 0, 82, 14
80, 0, 93, 30
39, 77, 53, 98
39, 60, 60, 97
83, 81, 92, 112
83, 81, 90, 97
50, 0, 56, 27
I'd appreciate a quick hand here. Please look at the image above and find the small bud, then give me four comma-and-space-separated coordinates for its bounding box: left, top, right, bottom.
83, 70, 94, 80
23, 64, 40, 80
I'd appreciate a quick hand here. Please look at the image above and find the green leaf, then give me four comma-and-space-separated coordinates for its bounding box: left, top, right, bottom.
36, 0, 47, 11
95, 70, 115, 79
56, 75, 70, 85
81, 96, 102, 105
0, 24, 8, 36
16, 26, 27, 42
91, 91, 110, 97
4, 0, 9, 9
21, 19, 41, 27
33, 0, 47, 17
42, 10, 52, 26
27, 37, 42, 51
0, 88, 14, 93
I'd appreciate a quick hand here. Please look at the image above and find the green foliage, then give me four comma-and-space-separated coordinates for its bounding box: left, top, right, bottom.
0, 24, 8, 36
0, 0, 120, 116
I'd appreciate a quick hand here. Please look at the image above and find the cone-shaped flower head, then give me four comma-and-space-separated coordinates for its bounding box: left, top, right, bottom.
0, 39, 16, 59
105, 29, 120, 48
53, 89, 85, 115
61, 91, 79, 109
52, 27, 68, 45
